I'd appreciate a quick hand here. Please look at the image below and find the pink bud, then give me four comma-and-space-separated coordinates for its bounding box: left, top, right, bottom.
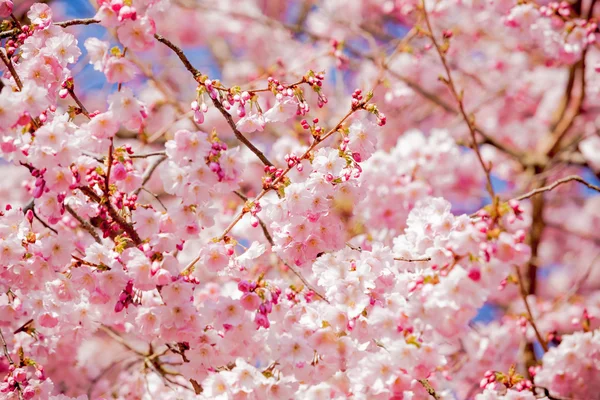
13, 368, 26, 383
58, 88, 69, 99
237, 280, 251, 293
468, 268, 481, 281
112, 163, 127, 181
114, 300, 125, 313
193, 110, 205, 124
255, 312, 270, 329
0, 1, 13, 18
25, 209, 33, 223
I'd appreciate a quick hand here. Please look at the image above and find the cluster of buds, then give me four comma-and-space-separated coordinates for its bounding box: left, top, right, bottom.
267, 77, 310, 116
262, 165, 286, 190
480, 368, 532, 392
58, 77, 74, 99
351, 89, 365, 108
237, 279, 281, 329
284, 152, 303, 171
540, 1, 572, 17
300, 117, 325, 140
4, 24, 32, 59
112, 190, 137, 210
204, 142, 228, 182
305, 71, 327, 108
0, 364, 46, 399
114, 280, 141, 312
30, 168, 47, 199
190, 99, 208, 124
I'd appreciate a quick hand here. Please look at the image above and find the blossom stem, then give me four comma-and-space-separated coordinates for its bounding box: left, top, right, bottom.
514, 265, 549, 352
514, 175, 600, 201
421, 1, 496, 200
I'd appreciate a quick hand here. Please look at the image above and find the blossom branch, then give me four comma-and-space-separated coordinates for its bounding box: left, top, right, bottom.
514, 265, 549, 352
217, 106, 360, 241
65, 204, 102, 244
153, 33, 274, 167
0, 48, 23, 90
133, 154, 168, 197
421, 1, 496, 200
0, 18, 101, 39
418, 379, 440, 400
233, 190, 329, 302
513, 175, 600, 201
0, 328, 23, 400
78, 186, 142, 246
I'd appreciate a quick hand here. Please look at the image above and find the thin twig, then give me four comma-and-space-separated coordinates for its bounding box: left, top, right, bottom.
421, 1, 496, 200
68, 88, 91, 118
513, 175, 600, 201
0, 17, 101, 39
134, 155, 168, 196
232, 190, 328, 302
65, 204, 102, 243
514, 266, 549, 352
418, 379, 440, 400
0, 49, 23, 90
346, 243, 431, 262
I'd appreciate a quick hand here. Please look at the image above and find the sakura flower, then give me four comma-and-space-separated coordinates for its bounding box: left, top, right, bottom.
117, 16, 156, 52
263, 98, 297, 123
44, 32, 81, 66
27, 3, 53, 28
104, 56, 138, 83
165, 129, 211, 164
347, 120, 377, 161
84, 37, 109, 71
236, 112, 266, 133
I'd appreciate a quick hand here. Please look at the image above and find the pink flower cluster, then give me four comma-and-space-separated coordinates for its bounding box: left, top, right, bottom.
0, 0, 599, 399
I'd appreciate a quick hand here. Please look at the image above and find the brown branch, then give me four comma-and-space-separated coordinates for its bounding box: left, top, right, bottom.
78, 186, 142, 246
0, 49, 23, 90
514, 266, 549, 352
65, 204, 102, 244
0, 328, 23, 400
513, 175, 600, 201
99, 325, 146, 356
211, 106, 359, 244
418, 379, 440, 400
0, 18, 101, 39
68, 88, 91, 119
421, 1, 496, 200
394, 256, 432, 262
0, 328, 14, 366
130, 151, 167, 159
134, 154, 168, 196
